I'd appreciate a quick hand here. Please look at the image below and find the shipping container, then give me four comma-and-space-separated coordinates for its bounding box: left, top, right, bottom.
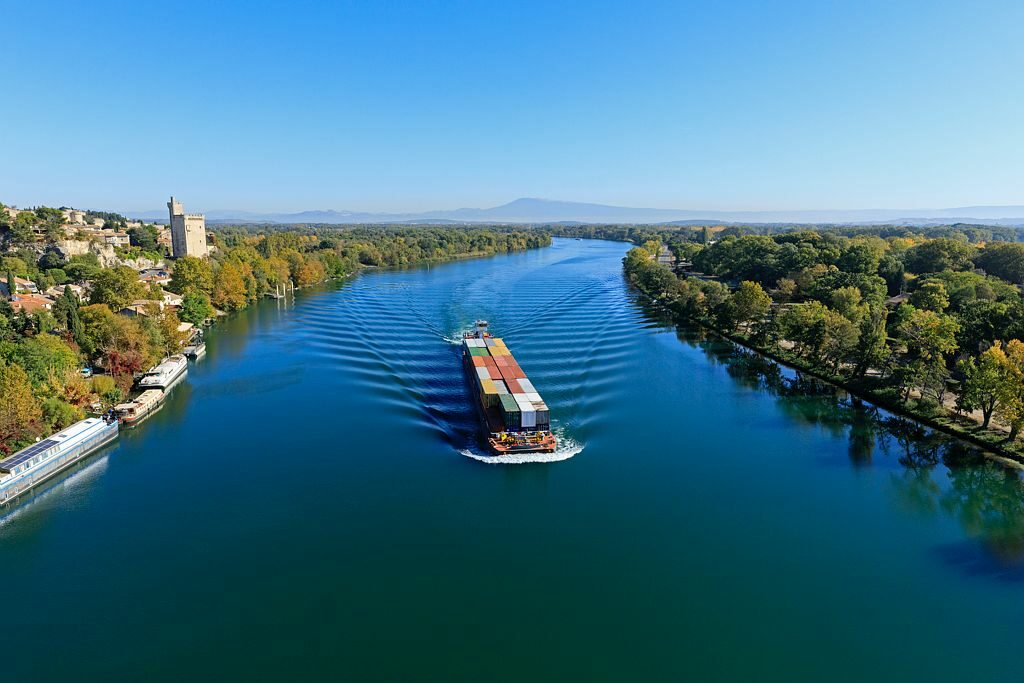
495, 379, 509, 394
475, 367, 489, 381
518, 378, 535, 393
520, 408, 537, 428
485, 338, 497, 347
469, 347, 490, 357
505, 378, 523, 393
471, 356, 486, 368
525, 392, 542, 402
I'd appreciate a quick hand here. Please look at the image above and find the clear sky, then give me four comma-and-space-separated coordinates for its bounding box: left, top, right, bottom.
1, 0, 1022, 214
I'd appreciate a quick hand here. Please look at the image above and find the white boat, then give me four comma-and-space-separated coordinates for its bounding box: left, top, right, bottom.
183, 342, 206, 360
114, 389, 165, 426
138, 355, 188, 390
0, 417, 119, 505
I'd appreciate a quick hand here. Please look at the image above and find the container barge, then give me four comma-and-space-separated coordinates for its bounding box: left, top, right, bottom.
462, 320, 557, 454
0, 416, 119, 505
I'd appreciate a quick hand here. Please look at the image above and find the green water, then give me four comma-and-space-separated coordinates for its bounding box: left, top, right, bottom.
3, 238, 1024, 681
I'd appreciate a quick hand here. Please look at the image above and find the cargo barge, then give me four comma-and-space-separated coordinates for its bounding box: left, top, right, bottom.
0, 416, 119, 505
462, 320, 557, 455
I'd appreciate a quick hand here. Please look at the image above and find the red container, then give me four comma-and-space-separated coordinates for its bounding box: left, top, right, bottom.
471, 356, 486, 368
499, 366, 515, 382
505, 378, 523, 393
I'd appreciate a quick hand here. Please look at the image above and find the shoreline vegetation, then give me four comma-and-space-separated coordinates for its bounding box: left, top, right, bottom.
576, 223, 1024, 470
0, 209, 550, 454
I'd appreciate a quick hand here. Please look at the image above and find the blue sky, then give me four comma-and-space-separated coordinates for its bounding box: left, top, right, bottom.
1, 0, 1022, 213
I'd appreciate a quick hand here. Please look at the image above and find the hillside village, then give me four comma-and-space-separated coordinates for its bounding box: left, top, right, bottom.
0, 197, 216, 452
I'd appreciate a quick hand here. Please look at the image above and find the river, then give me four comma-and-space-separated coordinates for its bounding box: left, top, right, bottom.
3, 237, 1024, 681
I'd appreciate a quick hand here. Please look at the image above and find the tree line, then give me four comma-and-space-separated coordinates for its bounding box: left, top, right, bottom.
622, 230, 1024, 454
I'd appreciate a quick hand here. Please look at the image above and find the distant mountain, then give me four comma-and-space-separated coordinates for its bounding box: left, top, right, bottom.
128, 198, 1024, 226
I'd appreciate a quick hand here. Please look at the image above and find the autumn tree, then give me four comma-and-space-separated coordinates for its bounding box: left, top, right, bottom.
0, 362, 43, 453
909, 280, 950, 312
212, 261, 249, 311
957, 347, 1004, 427
893, 305, 960, 402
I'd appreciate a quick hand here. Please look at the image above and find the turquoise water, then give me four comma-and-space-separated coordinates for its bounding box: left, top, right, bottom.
3, 238, 1024, 681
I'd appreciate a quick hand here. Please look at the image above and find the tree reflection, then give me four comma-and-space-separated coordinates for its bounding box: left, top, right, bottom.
658, 313, 1024, 568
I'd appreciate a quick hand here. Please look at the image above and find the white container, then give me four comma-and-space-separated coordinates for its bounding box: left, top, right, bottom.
520, 409, 537, 428
525, 392, 542, 402
518, 378, 535, 393
475, 367, 489, 381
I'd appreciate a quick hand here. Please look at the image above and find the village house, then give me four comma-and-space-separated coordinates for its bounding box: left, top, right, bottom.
119, 299, 161, 318
162, 291, 183, 308
102, 232, 131, 247
0, 276, 40, 297
9, 293, 55, 314
43, 283, 86, 300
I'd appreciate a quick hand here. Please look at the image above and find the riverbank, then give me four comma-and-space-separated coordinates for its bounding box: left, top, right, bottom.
627, 270, 1024, 470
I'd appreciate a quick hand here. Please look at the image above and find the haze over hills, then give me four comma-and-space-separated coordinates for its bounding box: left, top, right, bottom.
128, 197, 1024, 226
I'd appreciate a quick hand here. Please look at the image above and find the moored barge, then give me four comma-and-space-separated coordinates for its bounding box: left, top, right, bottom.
462, 320, 557, 454
114, 389, 165, 427
0, 416, 119, 505
139, 354, 188, 391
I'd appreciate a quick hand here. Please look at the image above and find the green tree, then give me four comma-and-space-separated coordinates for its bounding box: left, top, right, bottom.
127, 224, 160, 252
89, 266, 144, 311
41, 398, 82, 432
179, 290, 213, 325
722, 280, 772, 332
852, 306, 889, 378
169, 255, 214, 295
904, 238, 976, 274
976, 243, 1024, 284
909, 280, 950, 312
14, 334, 80, 384
830, 286, 866, 323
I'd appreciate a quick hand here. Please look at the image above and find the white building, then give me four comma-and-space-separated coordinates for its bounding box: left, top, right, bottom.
167, 196, 207, 258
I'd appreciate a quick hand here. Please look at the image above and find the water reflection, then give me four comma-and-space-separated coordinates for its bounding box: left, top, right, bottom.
639, 294, 1024, 576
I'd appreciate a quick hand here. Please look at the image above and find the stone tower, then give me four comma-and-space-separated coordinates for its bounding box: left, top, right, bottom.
167, 196, 208, 258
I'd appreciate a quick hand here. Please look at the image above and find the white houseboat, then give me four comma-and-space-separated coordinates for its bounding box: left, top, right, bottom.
114, 389, 165, 426
0, 416, 119, 505
138, 355, 188, 390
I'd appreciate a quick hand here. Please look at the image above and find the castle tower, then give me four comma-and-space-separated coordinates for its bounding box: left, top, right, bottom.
167, 196, 208, 258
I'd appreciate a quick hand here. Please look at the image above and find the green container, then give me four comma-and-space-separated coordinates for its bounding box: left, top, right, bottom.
499, 394, 519, 412
469, 347, 490, 357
